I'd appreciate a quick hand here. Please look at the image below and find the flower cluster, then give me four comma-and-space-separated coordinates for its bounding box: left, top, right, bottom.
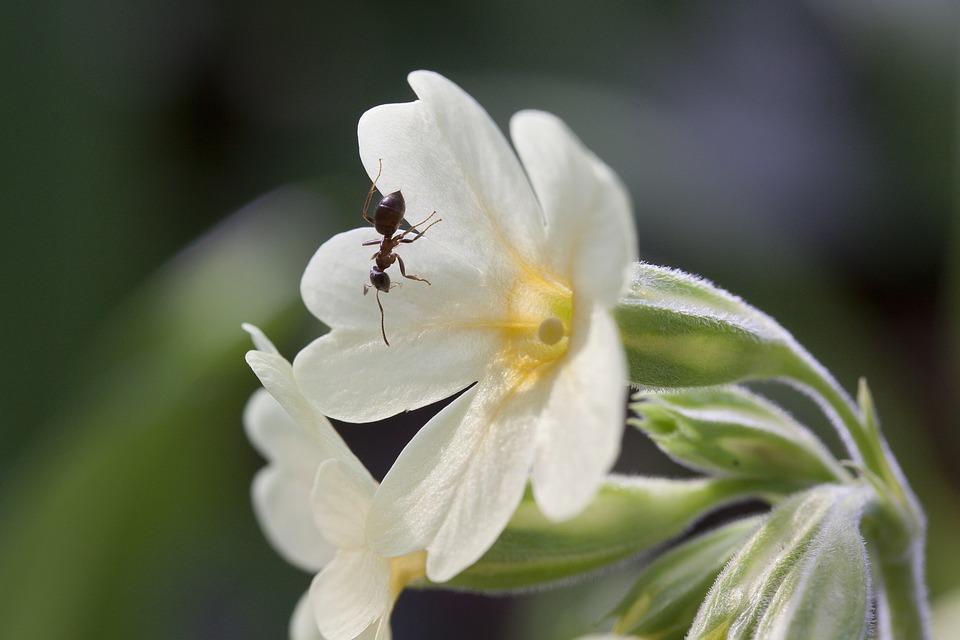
244, 324, 425, 640
245, 71, 637, 638
243, 71, 928, 640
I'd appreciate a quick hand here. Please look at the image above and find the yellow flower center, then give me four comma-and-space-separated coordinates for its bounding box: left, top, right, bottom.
388, 550, 427, 602
499, 265, 573, 387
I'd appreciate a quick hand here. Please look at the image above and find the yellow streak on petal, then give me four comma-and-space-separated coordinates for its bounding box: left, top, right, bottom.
388, 550, 427, 602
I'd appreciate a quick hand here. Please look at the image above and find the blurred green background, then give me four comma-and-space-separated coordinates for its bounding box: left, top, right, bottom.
1, 1, 958, 638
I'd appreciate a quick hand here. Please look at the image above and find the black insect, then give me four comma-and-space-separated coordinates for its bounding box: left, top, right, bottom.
362, 161, 441, 346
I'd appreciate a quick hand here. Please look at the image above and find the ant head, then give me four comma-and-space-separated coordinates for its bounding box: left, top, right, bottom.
369, 267, 391, 292
373, 191, 405, 236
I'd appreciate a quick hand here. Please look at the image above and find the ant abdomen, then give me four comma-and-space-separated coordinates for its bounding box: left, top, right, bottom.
373, 191, 405, 236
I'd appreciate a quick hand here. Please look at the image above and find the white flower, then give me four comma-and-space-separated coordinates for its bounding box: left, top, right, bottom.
243, 324, 425, 640
294, 71, 638, 582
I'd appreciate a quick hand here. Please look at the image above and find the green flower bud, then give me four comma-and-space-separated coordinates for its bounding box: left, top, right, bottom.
615, 264, 812, 388
687, 484, 873, 640
445, 476, 763, 592
630, 387, 847, 487
613, 517, 762, 640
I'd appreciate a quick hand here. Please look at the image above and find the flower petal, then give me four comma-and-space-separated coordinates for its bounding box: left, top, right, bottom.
290, 590, 325, 640
372, 613, 392, 640
311, 549, 391, 640
245, 349, 360, 469
300, 228, 505, 335
242, 322, 281, 355
311, 459, 378, 550
357, 70, 546, 275
252, 466, 334, 572
292, 322, 497, 423
531, 305, 627, 521
295, 222, 504, 421
367, 378, 546, 582
510, 110, 637, 305
244, 388, 327, 476
244, 389, 334, 571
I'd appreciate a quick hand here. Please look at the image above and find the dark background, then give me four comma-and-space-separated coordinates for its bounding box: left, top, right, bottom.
2, 1, 958, 638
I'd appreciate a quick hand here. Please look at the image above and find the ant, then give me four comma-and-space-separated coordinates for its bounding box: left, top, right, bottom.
361, 160, 441, 346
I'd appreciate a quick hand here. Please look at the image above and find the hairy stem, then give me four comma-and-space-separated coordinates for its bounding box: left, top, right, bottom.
785, 352, 931, 639
875, 540, 931, 640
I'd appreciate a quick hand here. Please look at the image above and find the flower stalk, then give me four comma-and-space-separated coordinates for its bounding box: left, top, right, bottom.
786, 366, 930, 639
874, 539, 932, 640
615, 261, 931, 639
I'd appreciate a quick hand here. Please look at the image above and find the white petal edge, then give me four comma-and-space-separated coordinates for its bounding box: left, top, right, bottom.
244, 388, 328, 475
242, 322, 280, 355
372, 611, 392, 640
245, 349, 361, 469
311, 549, 391, 640
292, 325, 496, 423
510, 110, 637, 306
253, 466, 334, 572
244, 389, 333, 570
365, 387, 477, 558
531, 305, 627, 521
367, 375, 547, 582
311, 459, 378, 550
290, 590, 326, 640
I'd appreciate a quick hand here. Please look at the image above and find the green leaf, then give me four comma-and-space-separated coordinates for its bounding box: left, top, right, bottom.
630, 387, 847, 486
615, 264, 811, 388
613, 517, 763, 640
445, 476, 767, 592
687, 484, 873, 640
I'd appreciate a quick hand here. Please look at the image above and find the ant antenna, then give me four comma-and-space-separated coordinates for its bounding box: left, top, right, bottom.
364, 281, 397, 347
374, 288, 388, 346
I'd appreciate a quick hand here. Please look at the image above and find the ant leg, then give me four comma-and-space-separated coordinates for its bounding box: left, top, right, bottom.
396, 255, 430, 285
398, 211, 442, 243
361, 159, 384, 226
